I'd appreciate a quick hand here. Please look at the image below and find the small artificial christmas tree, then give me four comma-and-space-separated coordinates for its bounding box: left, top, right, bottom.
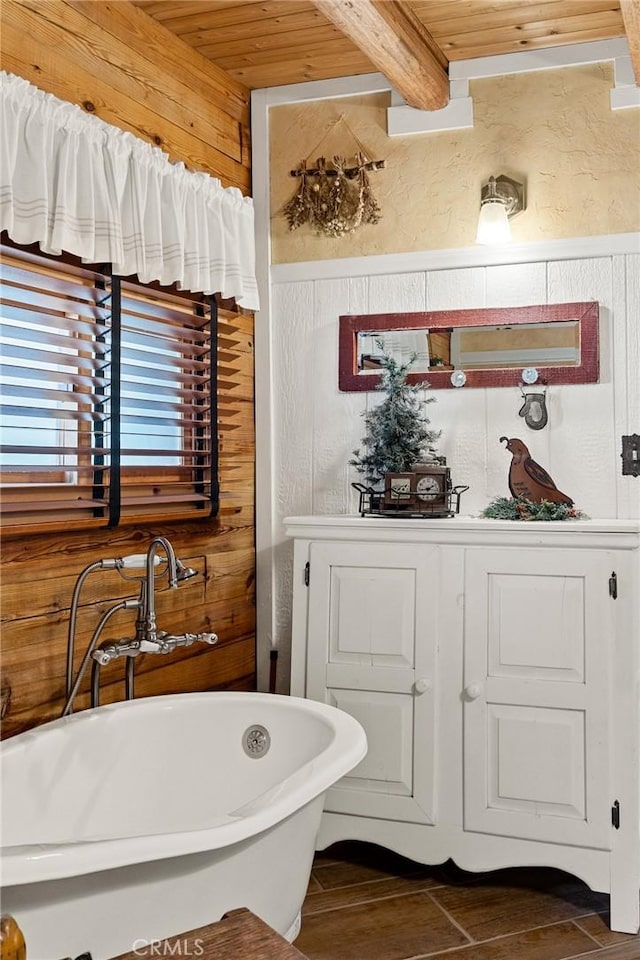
350, 340, 440, 486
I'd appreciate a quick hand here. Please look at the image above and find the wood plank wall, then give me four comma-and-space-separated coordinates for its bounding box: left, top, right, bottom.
1, 0, 250, 191
0, 1, 256, 737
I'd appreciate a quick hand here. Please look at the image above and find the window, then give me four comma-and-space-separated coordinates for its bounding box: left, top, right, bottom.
0, 243, 218, 533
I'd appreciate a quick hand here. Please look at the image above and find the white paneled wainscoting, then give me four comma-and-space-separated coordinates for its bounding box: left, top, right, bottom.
256, 239, 640, 692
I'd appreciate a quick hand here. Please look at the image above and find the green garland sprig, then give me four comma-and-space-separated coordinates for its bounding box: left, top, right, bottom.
482, 496, 588, 521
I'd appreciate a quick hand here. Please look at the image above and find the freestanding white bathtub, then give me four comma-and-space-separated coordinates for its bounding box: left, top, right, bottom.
0, 692, 367, 959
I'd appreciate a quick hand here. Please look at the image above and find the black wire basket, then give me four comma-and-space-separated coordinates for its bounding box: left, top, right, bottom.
352, 481, 469, 519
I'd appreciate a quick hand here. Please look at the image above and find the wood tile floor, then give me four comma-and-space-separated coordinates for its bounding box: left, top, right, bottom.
295, 842, 640, 960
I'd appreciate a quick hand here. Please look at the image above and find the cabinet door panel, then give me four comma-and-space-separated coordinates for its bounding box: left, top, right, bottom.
487, 573, 585, 682
464, 548, 612, 849
327, 689, 414, 795
330, 565, 416, 667
487, 704, 586, 818
307, 541, 438, 824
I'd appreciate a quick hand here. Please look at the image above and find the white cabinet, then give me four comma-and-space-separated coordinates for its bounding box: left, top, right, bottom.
306, 541, 438, 824
286, 516, 640, 933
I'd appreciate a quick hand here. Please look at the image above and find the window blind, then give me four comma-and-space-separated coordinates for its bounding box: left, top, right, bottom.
0, 244, 219, 533
117, 278, 217, 524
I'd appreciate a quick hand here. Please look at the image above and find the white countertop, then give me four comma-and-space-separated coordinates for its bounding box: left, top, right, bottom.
284, 514, 640, 548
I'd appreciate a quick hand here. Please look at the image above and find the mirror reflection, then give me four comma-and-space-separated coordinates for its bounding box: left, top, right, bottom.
357, 320, 580, 376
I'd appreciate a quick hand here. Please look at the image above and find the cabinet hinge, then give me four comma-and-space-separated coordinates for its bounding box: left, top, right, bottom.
609, 571, 618, 599
611, 800, 620, 829
303, 561, 310, 587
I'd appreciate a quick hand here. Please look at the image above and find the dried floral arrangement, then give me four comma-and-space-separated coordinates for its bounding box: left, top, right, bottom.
283, 151, 385, 238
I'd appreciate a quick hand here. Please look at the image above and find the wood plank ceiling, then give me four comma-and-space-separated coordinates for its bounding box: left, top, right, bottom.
133, 0, 637, 105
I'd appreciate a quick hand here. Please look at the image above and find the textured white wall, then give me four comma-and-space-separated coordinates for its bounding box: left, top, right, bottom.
269, 65, 640, 264
269, 252, 640, 691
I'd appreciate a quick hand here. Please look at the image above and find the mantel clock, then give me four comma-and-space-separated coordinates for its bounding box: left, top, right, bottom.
384, 463, 450, 515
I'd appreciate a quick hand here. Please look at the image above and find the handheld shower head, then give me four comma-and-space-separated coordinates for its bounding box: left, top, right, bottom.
176, 558, 198, 582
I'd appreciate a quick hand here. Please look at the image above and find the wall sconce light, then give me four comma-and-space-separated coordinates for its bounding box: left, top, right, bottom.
476, 174, 525, 245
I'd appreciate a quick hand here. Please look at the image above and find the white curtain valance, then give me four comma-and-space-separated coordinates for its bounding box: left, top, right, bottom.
0, 72, 259, 310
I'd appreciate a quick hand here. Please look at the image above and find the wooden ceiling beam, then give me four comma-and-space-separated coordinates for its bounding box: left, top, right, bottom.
311, 0, 449, 110
620, 0, 640, 83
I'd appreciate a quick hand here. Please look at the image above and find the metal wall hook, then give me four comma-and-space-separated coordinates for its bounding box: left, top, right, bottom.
518, 389, 548, 430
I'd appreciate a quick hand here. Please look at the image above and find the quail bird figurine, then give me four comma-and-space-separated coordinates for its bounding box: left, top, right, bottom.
500, 437, 573, 505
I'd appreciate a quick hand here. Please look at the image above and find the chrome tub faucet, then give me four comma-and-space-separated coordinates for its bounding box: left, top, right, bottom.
92, 632, 218, 666
62, 538, 215, 717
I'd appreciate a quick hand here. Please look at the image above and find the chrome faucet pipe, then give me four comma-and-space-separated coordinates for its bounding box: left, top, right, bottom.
63, 539, 199, 715
66, 558, 118, 703
90, 631, 218, 666
91, 658, 101, 709
61, 598, 139, 717
125, 656, 135, 702
156, 632, 218, 654
142, 537, 179, 640
91, 640, 140, 665
91, 637, 164, 665
65, 554, 153, 709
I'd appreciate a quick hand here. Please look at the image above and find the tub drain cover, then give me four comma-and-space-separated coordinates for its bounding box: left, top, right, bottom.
243, 724, 271, 757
